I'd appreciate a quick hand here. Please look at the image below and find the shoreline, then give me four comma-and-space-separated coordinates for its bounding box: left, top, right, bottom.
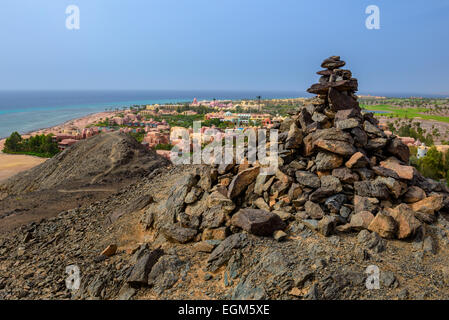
0, 111, 114, 182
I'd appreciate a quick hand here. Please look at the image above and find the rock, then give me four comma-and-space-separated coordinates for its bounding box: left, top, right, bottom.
285, 123, 303, 149
207, 233, 248, 271
423, 236, 437, 254
321, 57, 346, 69
328, 87, 359, 111
127, 248, 164, 287
366, 138, 388, 150
162, 224, 197, 244
324, 194, 346, 214
381, 271, 398, 288
228, 167, 260, 199
200, 206, 227, 230
387, 138, 410, 163
350, 211, 375, 230
101, 244, 117, 257
254, 174, 268, 195
218, 163, 234, 175
314, 139, 356, 156
332, 167, 358, 184
354, 195, 379, 214
363, 121, 385, 137
345, 152, 369, 169
207, 191, 235, 214
354, 181, 390, 200
387, 204, 422, 239
320, 175, 342, 193
380, 160, 414, 180
303, 219, 319, 231
334, 108, 361, 122
318, 216, 336, 236
184, 187, 202, 204
357, 230, 385, 253
351, 127, 368, 147
193, 240, 221, 253
305, 201, 325, 219
147, 254, 184, 292
117, 284, 136, 300
231, 209, 285, 236
403, 186, 426, 203
254, 197, 270, 211
368, 213, 397, 239
273, 210, 292, 221
273, 230, 287, 241
288, 183, 303, 200
298, 109, 314, 131
375, 176, 402, 198
372, 166, 400, 179
296, 171, 320, 188
409, 195, 444, 216
315, 152, 343, 171
202, 227, 228, 241
335, 118, 360, 130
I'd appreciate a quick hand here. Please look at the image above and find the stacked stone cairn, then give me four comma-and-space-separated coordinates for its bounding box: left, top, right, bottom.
145, 56, 449, 257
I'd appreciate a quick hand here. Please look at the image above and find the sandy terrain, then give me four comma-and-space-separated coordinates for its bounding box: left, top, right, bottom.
0, 153, 47, 182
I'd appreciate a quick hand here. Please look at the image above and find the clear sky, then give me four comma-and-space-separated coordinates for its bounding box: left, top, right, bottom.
0, 0, 448, 95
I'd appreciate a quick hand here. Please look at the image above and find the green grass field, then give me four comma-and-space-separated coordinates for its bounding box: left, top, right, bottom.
361, 104, 449, 123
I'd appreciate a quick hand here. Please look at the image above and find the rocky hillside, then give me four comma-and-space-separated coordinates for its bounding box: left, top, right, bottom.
0, 132, 169, 233
0, 131, 168, 195
1, 57, 449, 300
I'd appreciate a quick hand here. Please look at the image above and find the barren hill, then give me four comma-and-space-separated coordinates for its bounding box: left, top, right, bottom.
0, 132, 169, 233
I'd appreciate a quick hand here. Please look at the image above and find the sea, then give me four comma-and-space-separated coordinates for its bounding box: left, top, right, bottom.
0, 90, 305, 138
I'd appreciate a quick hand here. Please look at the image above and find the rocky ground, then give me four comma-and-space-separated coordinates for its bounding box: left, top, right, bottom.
1, 165, 449, 300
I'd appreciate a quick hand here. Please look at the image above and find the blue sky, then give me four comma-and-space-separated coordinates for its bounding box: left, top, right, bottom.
0, 0, 448, 95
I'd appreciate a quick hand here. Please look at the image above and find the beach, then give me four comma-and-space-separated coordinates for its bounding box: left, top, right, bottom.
0, 111, 113, 182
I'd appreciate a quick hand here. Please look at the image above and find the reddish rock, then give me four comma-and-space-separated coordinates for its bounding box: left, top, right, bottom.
231, 209, 286, 236
368, 213, 397, 239
350, 211, 375, 230
345, 152, 370, 169
101, 244, 118, 257
379, 160, 414, 180
387, 204, 422, 239
409, 195, 445, 216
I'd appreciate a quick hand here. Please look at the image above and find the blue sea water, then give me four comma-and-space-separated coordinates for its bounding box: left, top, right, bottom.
0, 90, 304, 138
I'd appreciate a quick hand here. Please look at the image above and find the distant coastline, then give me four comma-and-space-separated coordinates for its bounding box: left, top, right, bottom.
0, 90, 305, 138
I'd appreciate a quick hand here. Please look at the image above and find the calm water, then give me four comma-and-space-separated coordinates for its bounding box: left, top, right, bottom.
0, 90, 304, 138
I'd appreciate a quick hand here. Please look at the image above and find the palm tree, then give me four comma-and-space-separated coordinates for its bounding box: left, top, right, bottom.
256, 96, 262, 112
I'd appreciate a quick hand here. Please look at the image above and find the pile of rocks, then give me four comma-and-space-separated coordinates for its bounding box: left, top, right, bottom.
147, 56, 449, 246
